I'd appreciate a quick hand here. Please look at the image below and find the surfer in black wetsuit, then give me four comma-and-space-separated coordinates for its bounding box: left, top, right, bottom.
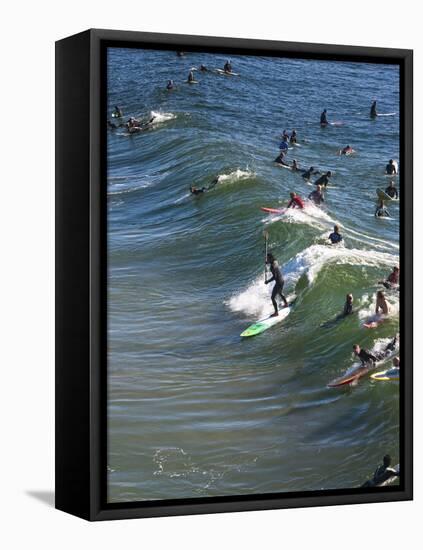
353, 335, 398, 366
189, 176, 220, 195
315, 171, 332, 188
166, 80, 175, 90
302, 166, 320, 181
199, 64, 209, 72
385, 159, 398, 175
370, 100, 378, 118
265, 253, 288, 317
112, 105, 123, 118
385, 181, 398, 199
289, 130, 297, 144
320, 109, 328, 125
187, 70, 195, 83
375, 200, 390, 218
224, 60, 232, 73
274, 151, 290, 166
361, 455, 399, 487
343, 293, 354, 316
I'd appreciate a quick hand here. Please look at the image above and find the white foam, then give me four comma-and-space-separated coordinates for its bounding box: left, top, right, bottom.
150, 111, 177, 124
217, 169, 254, 184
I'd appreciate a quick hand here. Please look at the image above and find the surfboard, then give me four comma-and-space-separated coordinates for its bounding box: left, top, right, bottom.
187, 80, 199, 84
377, 465, 400, 486
376, 188, 398, 202
240, 305, 292, 337
260, 207, 285, 214
215, 69, 239, 76
330, 121, 344, 126
327, 363, 371, 387
370, 367, 400, 381
377, 112, 396, 117
274, 163, 292, 170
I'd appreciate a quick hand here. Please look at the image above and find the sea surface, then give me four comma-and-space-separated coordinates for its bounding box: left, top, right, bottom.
106, 47, 400, 502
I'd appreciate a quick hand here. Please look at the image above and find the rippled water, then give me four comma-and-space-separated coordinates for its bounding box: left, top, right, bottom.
106, 47, 400, 502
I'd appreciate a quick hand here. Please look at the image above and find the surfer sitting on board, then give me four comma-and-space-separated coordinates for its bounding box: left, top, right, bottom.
375, 199, 390, 218
375, 290, 390, 315
385, 159, 398, 175
339, 145, 355, 156
166, 79, 175, 90
385, 181, 398, 199
199, 64, 209, 72
361, 455, 399, 487
379, 265, 399, 289
328, 225, 342, 244
289, 130, 297, 144
224, 60, 232, 73
291, 159, 301, 171
287, 192, 305, 209
265, 253, 288, 317
187, 70, 195, 83
308, 184, 325, 205
370, 100, 378, 119
274, 151, 290, 166
320, 109, 328, 126
314, 171, 332, 187
302, 166, 320, 181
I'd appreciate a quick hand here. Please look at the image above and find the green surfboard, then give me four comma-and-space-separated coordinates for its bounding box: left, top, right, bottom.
240, 306, 291, 337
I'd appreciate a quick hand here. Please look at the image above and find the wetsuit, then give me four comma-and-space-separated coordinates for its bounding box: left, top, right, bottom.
302, 168, 319, 180
267, 261, 288, 313
386, 163, 397, 175
315, 174, 331, 187
385, 186, 398, 199
362, 464, 399, 487
287, 195, 304, 209
320, 111, 328, 124
290, 132, 297, 144
375, 206, 390, 217
328, 232, 342, 244
370, 102, 377, 118
224, 62, 232, 73
279, 140, 289, 152
358, 336, 398, 366
343, 301, 353, 316
357, 349, 378, 365
190, 187, 206, 195
308, 189, 324, 205
275, 153, 289, 165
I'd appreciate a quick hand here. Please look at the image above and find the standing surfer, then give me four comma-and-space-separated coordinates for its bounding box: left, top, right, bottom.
265, 253, 288, 317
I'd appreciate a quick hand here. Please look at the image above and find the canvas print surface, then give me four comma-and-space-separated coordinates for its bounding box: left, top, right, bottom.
106, 47, 400, 503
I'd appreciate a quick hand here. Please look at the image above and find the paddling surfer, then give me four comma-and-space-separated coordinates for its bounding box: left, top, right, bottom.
314, 171, 332, 188
189, 176, 220, 195
339, 145, 355, 156
302, 166, 320, 181
362, 455, 399, 487
166, 79, 175, 90
265, 253, 288, 317
353, 335, 398, 366
112, 105, 123, 118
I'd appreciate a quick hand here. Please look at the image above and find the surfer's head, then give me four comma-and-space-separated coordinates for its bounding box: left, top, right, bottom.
393, 357, 400, 367
353, 344, 360, 354
266, 252, 275, 264
389, 159, 394, 164
377, 290, 385, 299
290, 192, 296, 198
393, 265, 399, 273
327, 171, 332, 176
346, 293, 353, 303
334, 225, 340, 233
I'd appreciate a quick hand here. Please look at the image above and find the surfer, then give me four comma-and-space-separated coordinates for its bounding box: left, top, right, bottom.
189, 176, 220, 195
265, 252, 289, 317
166, 79, 175, 90
224, 60, 232, 73
339, 145, 355, 156
328, 225, 343, 244
289, 130, 297, 144
361, 455, 399, 487
279, 136, 289, 152
291, 159, 301, 172
302, 166, 320, 181
343, 293, 354, 316
354, 335, 399, 366
199, 64, 209, 72
320, 109, 328, 126
287, 192, 305, 209
379, 265, 399, 289
314, 171, 332, 188
375, 290, 390, 315
385, 181, 399, 199
187, 70, 195, 83
375, 200, 390, 218
370, 100, 378, 118
308, 184, 325, 205
112, 105, 123, 118
274, 151, 290, 166
385, 159, 398, 175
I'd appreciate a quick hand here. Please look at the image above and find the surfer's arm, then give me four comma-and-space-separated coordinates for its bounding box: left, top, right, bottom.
265, 276, 274, 284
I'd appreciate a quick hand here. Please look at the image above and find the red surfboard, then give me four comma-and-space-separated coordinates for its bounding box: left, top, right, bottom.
260, 207, 285, 214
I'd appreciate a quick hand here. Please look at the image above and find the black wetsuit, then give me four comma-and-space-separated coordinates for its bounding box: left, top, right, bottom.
375, 206, 390, 217
358, 336, 397, 366
190, 187, 206, 195
386, 163, 396, 175
385, 186, 398, 199
302, 168, 319, 180
224, 62, 232, 73
370, 103, 377, 118
320, 111, 328, 124
362, 464, 399, 487
275, 153, 289, 166
315, 173, 331, 187
328, 232, 342, 244
343, 301, 353, 316
267, 261, 287, 313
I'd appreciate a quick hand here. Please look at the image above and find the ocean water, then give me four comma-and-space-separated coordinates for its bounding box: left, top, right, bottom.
106, 48, 400, 502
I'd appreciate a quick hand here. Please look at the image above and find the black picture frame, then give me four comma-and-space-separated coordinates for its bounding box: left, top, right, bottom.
55, 28, 413, 521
